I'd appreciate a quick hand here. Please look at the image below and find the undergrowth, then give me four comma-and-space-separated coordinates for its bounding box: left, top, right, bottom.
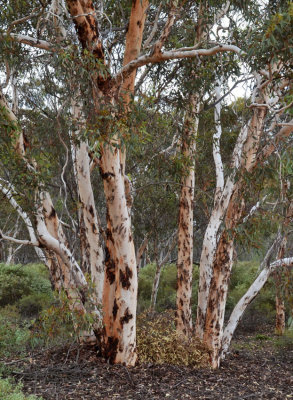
0, 377, 42, 400
137, 310, 209, 367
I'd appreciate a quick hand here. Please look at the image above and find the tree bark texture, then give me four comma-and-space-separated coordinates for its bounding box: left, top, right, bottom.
195, 80, 268, 366
204, 105, 267, 368
71, 98, 105, 306
175, 96, 200, 336
65, 0, 149, 365
100, 145, 138, 365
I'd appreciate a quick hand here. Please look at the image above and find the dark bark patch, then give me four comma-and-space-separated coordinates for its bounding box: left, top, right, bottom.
119, 265, 133, 289
101, 172, 115, 180
91, 223, 97, 234
120, 308, 133, 326
113, 299, 118, 320
106, 226, 114, 244
89, 205, 94, 217
48, 208, 56, 219
104, 336, 119, 364
105, 247, 115, 285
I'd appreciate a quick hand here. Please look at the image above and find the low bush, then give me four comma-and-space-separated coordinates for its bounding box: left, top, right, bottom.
0, 377, 42, 400
0, 306, 31, 358
0, 263, 53, 316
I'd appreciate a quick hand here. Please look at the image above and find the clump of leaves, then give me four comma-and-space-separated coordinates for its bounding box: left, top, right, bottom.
137, 310, 209, 367
30, 290, 96, 348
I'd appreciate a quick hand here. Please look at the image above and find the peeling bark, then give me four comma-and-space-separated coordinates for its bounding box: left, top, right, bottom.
100, 145, 137, 365
175, 96, 200, 336
74, 130, 104, 305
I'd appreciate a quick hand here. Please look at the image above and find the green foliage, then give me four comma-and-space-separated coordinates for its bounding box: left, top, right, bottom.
139, 260, 282, 327
137, 311, 209, 366
30, 291, 96, 348
0, 305, 30, 358
254, 333, 271, 341
227, 260, 276, 321
138, 264, 199, 313
0, 377, 42, 400
0, 264, 54, 315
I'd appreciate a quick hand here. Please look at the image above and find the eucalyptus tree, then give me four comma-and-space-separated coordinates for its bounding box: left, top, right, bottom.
0, 0, 243, 365
0, 0, 292, 368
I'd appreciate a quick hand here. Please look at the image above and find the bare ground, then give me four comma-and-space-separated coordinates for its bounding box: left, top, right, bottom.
4, 331, 293, 400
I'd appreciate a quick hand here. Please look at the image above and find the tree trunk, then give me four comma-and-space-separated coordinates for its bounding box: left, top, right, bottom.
175, 96, 199, 336
75, 141, 104, 305
65, 0, 149, 365
274, 232, 288, 335
196, 80, 267, 364
150, 262, 163, 312
221, 255, 293, 360
100, 145, 138, 365
37, 191, 99, 344
203, 232, 234, 368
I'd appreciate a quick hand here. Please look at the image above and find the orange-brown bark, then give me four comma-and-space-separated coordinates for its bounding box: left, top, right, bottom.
122, 0, 149, 101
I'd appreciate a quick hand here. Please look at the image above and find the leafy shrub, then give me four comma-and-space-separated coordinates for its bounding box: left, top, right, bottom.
0, 377, 42, 400
18, 293, 52, 317
30, 291, 96, 347
0, 306, 30, 357
0, 263, 53, 316
137, 310, 209, 366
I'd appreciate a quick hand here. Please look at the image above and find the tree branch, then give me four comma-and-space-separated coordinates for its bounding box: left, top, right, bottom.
112, 45, 242, 89
3, 33, 56, 51
0, 230, 39, 247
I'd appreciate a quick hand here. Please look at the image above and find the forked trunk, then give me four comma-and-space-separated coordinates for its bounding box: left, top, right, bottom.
196, 83, 267, 364
65, 0, 148, 365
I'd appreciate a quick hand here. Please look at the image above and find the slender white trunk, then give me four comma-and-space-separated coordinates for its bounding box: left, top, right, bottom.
70, 97, 105, 305
221, 256, 293, 359
176, 96, 199, 336
0, 183, 45, 262
151, 233, 176, 311
76, 142, 104, 305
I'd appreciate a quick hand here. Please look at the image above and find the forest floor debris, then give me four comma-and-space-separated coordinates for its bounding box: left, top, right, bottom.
2, 329, 293, 400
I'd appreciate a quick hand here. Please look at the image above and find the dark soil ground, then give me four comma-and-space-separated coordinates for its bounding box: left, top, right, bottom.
4, 329, 293, 400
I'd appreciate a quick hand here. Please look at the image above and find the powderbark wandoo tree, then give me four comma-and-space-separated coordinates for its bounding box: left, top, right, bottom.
2, 0, 292, 367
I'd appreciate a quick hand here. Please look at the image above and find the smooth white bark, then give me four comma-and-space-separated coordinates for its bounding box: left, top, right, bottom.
221, 257, 293, 359
0, 183, 45, 261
